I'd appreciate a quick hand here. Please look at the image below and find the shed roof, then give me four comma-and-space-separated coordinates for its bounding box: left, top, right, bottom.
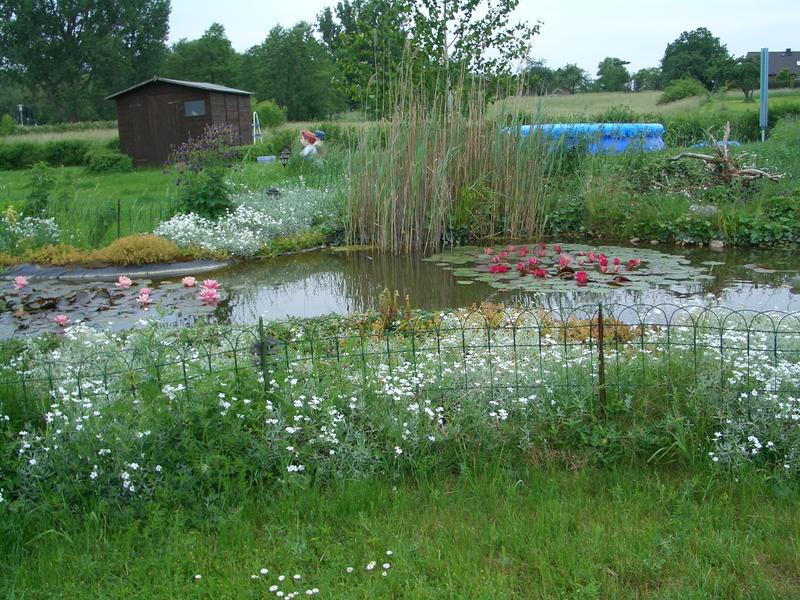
106, 76, 254, 100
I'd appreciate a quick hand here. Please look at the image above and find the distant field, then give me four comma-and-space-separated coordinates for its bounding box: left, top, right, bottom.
2, 127, 118, 144
492, 88, 800, 119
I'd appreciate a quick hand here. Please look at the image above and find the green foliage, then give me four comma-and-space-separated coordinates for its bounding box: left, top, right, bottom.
0, 0, 169, 121
254, 99, 288, 128
658, 78, 708, 105
168, 124, 239, 218
242, 23, 344, 121
595, 57, 630, 92
0, 113, 17, 135
40, 140, 91, 166
553, 63, 590, 93
632, 67, 662, 91
318, 0, 410, 114
661, 27, 731, 90
162, 23, 242, 88
25, 162, 56, 214
85, 150, 134, 174
775, 68, 795, 89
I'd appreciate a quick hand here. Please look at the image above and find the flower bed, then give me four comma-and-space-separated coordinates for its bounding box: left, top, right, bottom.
154, 186, 339, 257
2, 304, 799, 511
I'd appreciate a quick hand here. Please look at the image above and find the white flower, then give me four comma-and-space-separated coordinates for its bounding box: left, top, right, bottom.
260, 568, 268, 575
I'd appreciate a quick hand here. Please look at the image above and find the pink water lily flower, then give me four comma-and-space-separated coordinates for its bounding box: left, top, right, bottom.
533, 268, 547, 278
518, 246, 529, 258
137, 288, 153, 305
54, 314, 70, 327
182, 276, 197, 287
552, 243, 562, 254
116, 276, 133, 289
200, 279, 220, 290
575, 271, 589, 285
527, 256, 538, 266
484, 247, 494, 255
13, 276, 28, 290
558, 255, 571, 267
198, 286, 222, 304
627, 258, 641, 270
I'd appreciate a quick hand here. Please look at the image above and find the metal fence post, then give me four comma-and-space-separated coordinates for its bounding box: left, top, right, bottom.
116, 199, 121, 240
597, 304, 607, 413
258, 317, 269, 391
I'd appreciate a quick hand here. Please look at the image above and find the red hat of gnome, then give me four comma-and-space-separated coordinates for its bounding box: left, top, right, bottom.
301, 130, 318, 144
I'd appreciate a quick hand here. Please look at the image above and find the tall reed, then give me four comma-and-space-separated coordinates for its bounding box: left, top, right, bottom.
346, 71, 561, 253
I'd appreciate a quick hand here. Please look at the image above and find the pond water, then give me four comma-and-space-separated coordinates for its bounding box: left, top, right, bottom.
3, 244, 800, 338
216, 246, 800, 320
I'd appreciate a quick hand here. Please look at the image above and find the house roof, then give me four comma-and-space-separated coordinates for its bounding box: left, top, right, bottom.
106, 76, 254, 100
745, 50, 800, 75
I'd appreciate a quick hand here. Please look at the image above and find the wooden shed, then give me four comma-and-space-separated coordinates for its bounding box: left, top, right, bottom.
106, 77, 254, 166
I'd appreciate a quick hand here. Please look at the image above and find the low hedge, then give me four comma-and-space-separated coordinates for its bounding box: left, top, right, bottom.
0, 140, 95, 169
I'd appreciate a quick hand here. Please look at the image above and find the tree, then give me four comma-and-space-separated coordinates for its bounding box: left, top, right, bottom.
0, 0, 170, 121
595, 57, 630, 92
241, 23, 344, 121
409, 0, 540, 99
553, 64, 589, 94
661, 27, 730, 90
520, 57, 555, 95
775, 68, 795, 88
163, 24, 242, 88
317, 0, 411, 114
728, 56, 760, 102
632, 67, 662, 92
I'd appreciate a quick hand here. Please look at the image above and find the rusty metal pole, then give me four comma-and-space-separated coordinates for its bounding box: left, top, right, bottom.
597, 304, 607, 413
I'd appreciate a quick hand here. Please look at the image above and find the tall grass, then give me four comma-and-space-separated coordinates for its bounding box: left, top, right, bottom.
346, 74, 561, 253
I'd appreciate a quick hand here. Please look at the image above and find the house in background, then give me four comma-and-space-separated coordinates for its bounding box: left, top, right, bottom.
107, 77, 253, 166
746, 48, 800, 81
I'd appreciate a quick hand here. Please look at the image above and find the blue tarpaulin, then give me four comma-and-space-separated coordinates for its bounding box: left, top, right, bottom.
511, 123, 665, 154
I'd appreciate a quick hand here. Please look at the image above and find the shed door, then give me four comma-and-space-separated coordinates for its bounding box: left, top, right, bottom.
148, 94, 183, 165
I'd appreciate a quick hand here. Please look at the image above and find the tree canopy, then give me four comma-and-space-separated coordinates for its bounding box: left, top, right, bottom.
162, 24, 242, 88
595, 57, 630, 92
241, 23, 344, 121
0, 0, 170, 121
661, 27, 729, 91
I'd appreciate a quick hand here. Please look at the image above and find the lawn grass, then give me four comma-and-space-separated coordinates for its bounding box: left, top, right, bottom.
0, 161, 324, 248
3, 463, 798, 599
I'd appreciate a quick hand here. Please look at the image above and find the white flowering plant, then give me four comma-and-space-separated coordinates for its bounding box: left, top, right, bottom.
0, 206, 61, 254
2, 305, 800, 513
154, 185, 340, 257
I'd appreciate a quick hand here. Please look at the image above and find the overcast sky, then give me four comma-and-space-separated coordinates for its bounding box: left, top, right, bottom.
168, 0, 798, 75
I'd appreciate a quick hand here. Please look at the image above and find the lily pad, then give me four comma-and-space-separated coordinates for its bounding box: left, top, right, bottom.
425, 243, 711, 295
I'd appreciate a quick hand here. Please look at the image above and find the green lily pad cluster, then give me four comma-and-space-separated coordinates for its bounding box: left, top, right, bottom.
424, 243, 713, 293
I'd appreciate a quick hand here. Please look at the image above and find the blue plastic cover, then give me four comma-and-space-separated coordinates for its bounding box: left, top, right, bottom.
509, 123, 665, 154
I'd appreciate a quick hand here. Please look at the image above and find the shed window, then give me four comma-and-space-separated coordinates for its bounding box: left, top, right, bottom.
184, 100, 206, 117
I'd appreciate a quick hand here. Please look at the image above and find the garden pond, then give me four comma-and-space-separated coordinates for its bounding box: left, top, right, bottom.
3, 243, 800, 337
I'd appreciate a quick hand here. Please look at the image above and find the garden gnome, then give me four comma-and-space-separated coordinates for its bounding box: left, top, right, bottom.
300, 130, 320, 158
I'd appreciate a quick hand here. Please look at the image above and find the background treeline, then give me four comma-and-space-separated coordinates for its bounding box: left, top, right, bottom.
0, 0, 796, 124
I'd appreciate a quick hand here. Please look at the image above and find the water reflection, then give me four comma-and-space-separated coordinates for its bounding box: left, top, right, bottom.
215, 246, 800, 322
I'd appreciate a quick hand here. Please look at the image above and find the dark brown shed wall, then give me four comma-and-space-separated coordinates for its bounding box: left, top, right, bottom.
114, 82, 250, 165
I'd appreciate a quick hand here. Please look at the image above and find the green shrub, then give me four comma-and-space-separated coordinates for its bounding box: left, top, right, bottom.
85, 149, 133, 173
104, 136, 120, 151
168, 124, 239, 218
26, 162, 57, 214
0, 141, 44, 169
0, 113, 17, 135
41, 140, 91, 166
254, 99, 288, 128
658, 78, 708, 105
